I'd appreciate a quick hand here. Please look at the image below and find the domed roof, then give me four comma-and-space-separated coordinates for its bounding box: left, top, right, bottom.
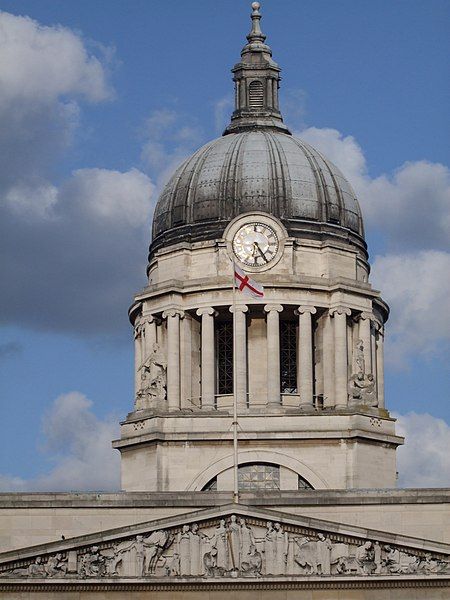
149, 3, 365, 259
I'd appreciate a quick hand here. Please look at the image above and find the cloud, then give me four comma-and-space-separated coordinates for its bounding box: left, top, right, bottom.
214, 94, 233, 133
298, 127, 450, 253
395, 412, 450, 488
0, 11, 112, 198
0, 12, 156, 336
140, 108, 204, 191
371, 250, 450, 366
0, 392, 120, 491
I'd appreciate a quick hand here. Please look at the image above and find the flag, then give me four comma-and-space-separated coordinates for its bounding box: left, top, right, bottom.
234, 263, 264, 298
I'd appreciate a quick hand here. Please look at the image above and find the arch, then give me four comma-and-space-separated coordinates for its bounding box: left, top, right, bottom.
186, 449, 329, 491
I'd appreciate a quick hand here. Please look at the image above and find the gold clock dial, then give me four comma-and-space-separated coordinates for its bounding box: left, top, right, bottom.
232, 222, 279, 267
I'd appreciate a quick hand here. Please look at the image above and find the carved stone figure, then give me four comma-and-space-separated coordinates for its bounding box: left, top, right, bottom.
373, 541, 382, 574
135, 343, 167, 410
210, 520, 228, 573
189, 523, 204, 576
348, 373, 377, 406
239, 518, 256, 568
178, 525, 191, 576
144, 530, 170, 574
355, 339, 365, 374
165, 552, 180, 576
383, 545, 420, 574
273, 522, 288, 575
78, 547, 106, 578
316, 533, 332, 575
263, 521, 276, 574
240, 545, 262, 577
355, 541, 374, 575
228, 515, 240, 570
44, 553, 67, 577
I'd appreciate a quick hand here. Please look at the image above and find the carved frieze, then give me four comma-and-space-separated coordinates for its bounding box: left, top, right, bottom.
1, 513, 449, 581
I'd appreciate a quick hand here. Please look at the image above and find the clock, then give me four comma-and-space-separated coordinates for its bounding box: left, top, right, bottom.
232, 222, 279, 267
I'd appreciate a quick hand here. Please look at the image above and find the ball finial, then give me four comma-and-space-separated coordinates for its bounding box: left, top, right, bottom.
251, 2, 261, 11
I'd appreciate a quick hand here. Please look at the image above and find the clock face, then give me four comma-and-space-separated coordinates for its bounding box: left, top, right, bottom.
232, 222, 279, 267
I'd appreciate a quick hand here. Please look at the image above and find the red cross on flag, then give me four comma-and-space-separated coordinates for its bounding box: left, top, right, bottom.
234, 263, 264, 298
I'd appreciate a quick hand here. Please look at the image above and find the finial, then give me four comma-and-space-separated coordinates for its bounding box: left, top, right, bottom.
248, 1, 265, 44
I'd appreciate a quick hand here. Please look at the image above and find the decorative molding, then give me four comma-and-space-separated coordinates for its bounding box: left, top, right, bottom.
196, 307, 219, 317
1, 512, 448, 585
329, 306, 352, 317
229, 305, 248, 314
264, 304, 283, 314
295, 306, 317, 316
162, 309, 184, 319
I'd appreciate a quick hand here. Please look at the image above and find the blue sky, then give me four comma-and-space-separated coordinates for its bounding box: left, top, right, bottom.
0, 0, 449, 489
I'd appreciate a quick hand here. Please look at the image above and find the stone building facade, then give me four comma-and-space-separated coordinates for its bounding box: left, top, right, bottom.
1, 3, 449, 598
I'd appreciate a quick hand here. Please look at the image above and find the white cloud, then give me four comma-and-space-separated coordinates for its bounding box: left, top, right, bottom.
0, 11, 111, 105
299, 127, 450, 252
395, 412, 450, 488
371, 250, 450, 366
141, 108, 204, 191
0, 392, 120, 491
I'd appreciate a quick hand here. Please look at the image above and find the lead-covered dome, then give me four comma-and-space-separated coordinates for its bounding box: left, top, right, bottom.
149, 3, 365, 260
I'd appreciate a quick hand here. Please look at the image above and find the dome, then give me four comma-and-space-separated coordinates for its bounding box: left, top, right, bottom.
149, 3, 365, 260
151, 130, 364, 257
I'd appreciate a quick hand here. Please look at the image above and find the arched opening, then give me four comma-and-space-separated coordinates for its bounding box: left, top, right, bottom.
201, 462, 315, 491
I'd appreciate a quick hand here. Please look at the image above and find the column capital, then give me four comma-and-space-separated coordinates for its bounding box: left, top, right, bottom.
329, 306, 351, 317
229, 305, 248, 314
295, 305, 317, 316
264, 304, 283, 314
162, 308, 184, 319
141, 314, 157, 324
196, 307, 218, 317
354, 311, 374, 322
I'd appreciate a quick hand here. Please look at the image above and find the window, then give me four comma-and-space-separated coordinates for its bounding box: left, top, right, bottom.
248, 80, 264, 108
280, 321, 297, 393
216, 321, 233, 394
298, 475, 314, 490
238, 463, 280, 491
202, 476, 217, 491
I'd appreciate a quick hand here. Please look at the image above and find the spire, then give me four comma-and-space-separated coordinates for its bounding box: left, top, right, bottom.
223, 2, 291, 136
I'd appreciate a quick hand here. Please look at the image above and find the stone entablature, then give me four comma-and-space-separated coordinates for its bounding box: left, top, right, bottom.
1, 506, 448, 589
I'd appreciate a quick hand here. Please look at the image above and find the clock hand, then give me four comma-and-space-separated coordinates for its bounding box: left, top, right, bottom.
254, 242, 269, 263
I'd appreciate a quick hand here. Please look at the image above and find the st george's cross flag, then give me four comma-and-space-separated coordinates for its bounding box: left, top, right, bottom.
234, 263, 264, 298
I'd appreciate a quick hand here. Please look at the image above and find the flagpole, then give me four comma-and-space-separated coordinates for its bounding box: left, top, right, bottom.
232, 261, 239, 504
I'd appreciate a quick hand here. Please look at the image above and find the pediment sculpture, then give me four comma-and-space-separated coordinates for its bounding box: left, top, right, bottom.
1, 510, 449, 581
135, 342, 167, 410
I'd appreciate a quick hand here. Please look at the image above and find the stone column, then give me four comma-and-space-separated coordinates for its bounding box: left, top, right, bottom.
264, 304, 283, 407
357, 311, 373, 374
196, 307, 218, 409
266, 78, 273, 108
296, 306, 317, 408
143, 315, 157, 361
134, 316, 144, 397
376, 323, 385, 409
162, 309, 184, 411
322, 313, 335, 408
229, 305, 248, 409
330, 307, 351, 409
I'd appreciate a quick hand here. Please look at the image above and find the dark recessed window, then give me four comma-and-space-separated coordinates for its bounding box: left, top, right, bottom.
238, 463, 280, 491
280, 321, 297, 393
248, 80, 264, 108
298, 475, 314, 490
216, 321, 233, 395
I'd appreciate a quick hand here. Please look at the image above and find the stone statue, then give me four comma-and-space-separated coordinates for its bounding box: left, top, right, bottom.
348, 373, 377, 407
44, 553, 67, 577
240, 545, 262, 577
373, 541, 382, 574
263, 521, 276, 574
316, 533, 332, 575
78, 547, 106, 578
144, 530, 170, 575
228, 515, 240, 570
355, 541, 374, 575
273, 522, 288, 575
210, 520, 228, 574
135, 343, 167, 410
189, 523, 204, 576
177, 525, 191, 576
239, 518, 256, 568
165, 551, 180, 576
355, 339, 365, 374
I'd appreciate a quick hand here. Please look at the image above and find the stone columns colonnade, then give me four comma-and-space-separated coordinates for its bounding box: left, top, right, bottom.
230, 305, 249, 409
264, 304, 283, 407
296, 306, 317, 408
329, 306, 352, 409
162, 309, 184, 410
196, 307, 218, 409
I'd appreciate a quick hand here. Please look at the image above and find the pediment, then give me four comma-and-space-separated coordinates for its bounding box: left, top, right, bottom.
1, 504, 449, 586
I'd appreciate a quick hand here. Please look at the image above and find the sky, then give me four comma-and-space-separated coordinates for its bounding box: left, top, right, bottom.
0, 0, 449, 491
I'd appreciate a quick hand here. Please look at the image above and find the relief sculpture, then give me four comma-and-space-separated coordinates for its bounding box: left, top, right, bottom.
135, 343, 167, 410
1, 515, 449, 581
